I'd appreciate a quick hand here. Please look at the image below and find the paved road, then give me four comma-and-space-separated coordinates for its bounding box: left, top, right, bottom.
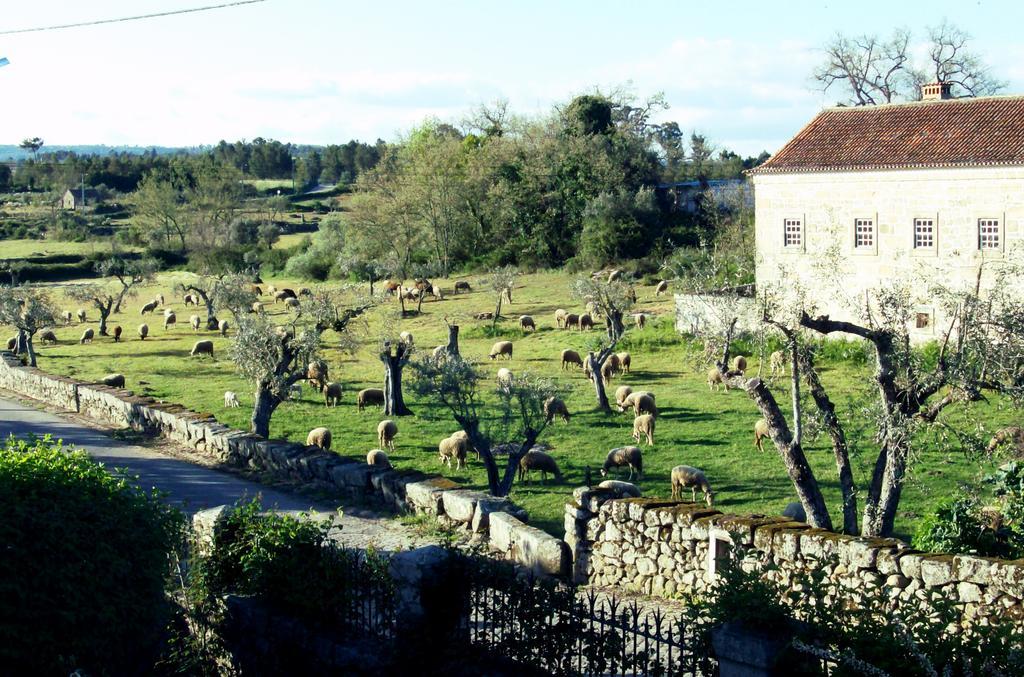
0, 395, 428, 551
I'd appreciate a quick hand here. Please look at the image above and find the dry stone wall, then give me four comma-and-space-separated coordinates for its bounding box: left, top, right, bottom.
566, 487, 1024, 626
0, 351, 561, 574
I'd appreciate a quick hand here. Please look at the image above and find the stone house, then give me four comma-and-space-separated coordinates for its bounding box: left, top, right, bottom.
749, 84, 1024, 340
61, 187, 101, 210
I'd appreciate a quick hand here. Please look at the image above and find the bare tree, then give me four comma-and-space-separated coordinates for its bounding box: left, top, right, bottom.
489, 265, 517, 330
813, 23, 1005, 104
571, 277, 635, 412
0, 286, 59, 367
411, 354, 560, 496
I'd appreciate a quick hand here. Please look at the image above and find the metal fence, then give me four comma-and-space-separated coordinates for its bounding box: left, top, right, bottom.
460, 560, 716, 676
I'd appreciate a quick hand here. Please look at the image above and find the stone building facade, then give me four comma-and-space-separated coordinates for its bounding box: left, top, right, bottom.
750, 91, 1024, 341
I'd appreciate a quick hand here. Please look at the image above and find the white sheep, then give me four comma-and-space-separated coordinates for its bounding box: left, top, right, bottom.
252, 301, 263, 314
597, 479, 642, 498
163, 311, 177, 330
306, 427, 332, 451
754, 418, 770, 452
307, 360, 329, 390
489, 341, 513, 360
377, 419, 398, 451
544, 396, 570, 424
554, 308, 568, 328
519, 315, 536, 332
631, 393, 658, 418
602, 446, 644, 479
634, 313, 647, 329
399, 331, 414, 348
655, 280, 669, 296
671, 465, 714, 506
732, 355, 748, 373
707, 367, 729, 392
138, 323, 149, 340
438, 434, 467, 470
79, 328, 94, 344
224, 391, 240, 408
219, 319, 229, 336
322, 382, 342, 407
285, 297, 300, 309
632, 414, 655, 446
616, 351, 631, 373
496, 367, 513, 387
190, 339, 214, 359
367, 449, 392, 469
76, 308, 86, 323
518, 450, 562, 483
190, 314, 201, 331
62, 310, 73, 324
769, 350, 786, 377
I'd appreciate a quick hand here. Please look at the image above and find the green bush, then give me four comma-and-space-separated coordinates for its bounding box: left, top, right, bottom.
0, 436, 184, 676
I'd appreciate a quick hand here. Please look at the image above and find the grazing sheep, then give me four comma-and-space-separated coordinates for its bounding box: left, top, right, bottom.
631, 393, 658, 419
655, 280, 669, 296
671, 467, 712, 503
496, 367, 513, 387
307, 360, 329, 390
671, 466, 714, 506
6, 336, 15, 351
454, 280, 471, 294
219, 319, 229, 336
429, 284, 444, 300
163, 312, 177, 330
626, 287, 637, 304
76, 308, 87, 323
284, 297, 300, 310
632, 414, 656, 446
250, 285, 262, 296
40, 330, 58, 345
518, 450, 562, 483
357, 388, 385, 412
140, 300, 158, 315
101, 373, 125, 388
585, 301, 599, 319
579, 313, 594, 331
634, 314, 647, 329
438, 434, 467, 470
544, 396, 570, 424
113, 325, 122, 342
432, 345, 448, 359
707, 367, 729, 392
554, 308, 568, 328
473, 311, 494, 320
80, 328, 94, 344
616, 352, 631, 373
322, 382, 343, 407
306, 427, 332, 451
519, 315, 536, 332
190, 314, 201, 331
183, 294, 196, 307
615, 385, 634, 410
732, 355, 748, 373
367, 449, 392, 469
489, 341, 513, 360
399, 331, 414, 348
560, 349, 583, 370
602, 446, 644, 479
252, 301, 263, 313
62, 310, 73, 324
266, 284, 277, 295
608, 269, 622, 282
138, 323, 149, 340
450, 430, 476, 458
782, 502, 807, 522
564, 313, 580, 330
597, 480, 642, 498
157, 293, 165, 305
288, 383, 303, 399
769, 350, 786, 377
224, 391, 240, 408
299, 287, 312, 297
274, 326, 294, 341
274, 290, 291, 303
600, 354, 621, 384
190, 340, 215, 359
754, 418, 770, 452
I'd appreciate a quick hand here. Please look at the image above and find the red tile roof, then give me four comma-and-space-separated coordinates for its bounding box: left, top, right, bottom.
750, 96, 1024, 174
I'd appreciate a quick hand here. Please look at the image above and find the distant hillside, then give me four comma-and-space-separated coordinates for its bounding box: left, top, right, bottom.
0, 145, 201, 161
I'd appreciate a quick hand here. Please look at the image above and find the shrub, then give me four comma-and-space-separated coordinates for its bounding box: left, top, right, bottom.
0, 436, 184, 675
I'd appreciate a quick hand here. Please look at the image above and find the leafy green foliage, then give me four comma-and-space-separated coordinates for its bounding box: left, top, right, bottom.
0, 435, 185, 675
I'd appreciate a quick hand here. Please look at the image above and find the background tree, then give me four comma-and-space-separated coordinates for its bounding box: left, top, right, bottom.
0, 287, 59, 367
411, 354, 560, 496
129, 172, 188, 251
68, 259, 155, 337
488, 265, 518, 330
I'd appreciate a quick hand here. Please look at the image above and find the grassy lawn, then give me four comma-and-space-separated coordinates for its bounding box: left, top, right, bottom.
241, 178, 294, 192
0, 238, 139, 259
273, 232, 312, 250
27, 270, 1014, 540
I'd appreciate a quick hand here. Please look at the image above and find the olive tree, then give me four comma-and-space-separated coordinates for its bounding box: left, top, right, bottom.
67, 258, 157, 336
0, 286, 60, 367
230, 290, 374, 437
411, 353, 560, 496
488, 265, 517, 330
570, 276, 635, 411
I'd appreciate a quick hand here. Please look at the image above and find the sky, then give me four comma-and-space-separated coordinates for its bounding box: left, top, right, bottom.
1, 0, 1022, 156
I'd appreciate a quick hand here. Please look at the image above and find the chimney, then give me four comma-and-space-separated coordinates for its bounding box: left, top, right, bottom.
921, 81, 953, 101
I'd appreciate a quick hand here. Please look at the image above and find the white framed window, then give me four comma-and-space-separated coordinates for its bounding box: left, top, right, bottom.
978, 218, 1001, 250
783, 218, 803, 248
913, 218, 935, 249
854, 218, 875, 249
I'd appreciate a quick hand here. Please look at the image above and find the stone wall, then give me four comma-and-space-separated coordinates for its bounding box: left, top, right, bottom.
565, 487, 1024, 626
0, 351, 562, 575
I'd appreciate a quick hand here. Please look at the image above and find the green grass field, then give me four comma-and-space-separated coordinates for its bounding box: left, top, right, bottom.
27, 270, 1014, 539
0, 238, 139, 259
273, 232, 312, 250
241, 179, 294, 192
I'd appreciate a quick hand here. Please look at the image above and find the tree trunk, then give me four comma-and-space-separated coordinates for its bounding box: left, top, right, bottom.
250, 386, 280, 438
492, 295, 503, 331
746, 377, 834, 531
97, 306, 110, 336
25, 335, 37, 368
14, 329, 27, 356
861, 437, 909, 537
496, 429, 540, 496
606, 311, 624, 344
586, 349, 614, 413
381, 344, 412, 416
445, 324, 460, 357
462, 421, 501, 495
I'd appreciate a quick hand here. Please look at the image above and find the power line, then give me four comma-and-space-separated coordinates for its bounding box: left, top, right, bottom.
0, 1, 266, 36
